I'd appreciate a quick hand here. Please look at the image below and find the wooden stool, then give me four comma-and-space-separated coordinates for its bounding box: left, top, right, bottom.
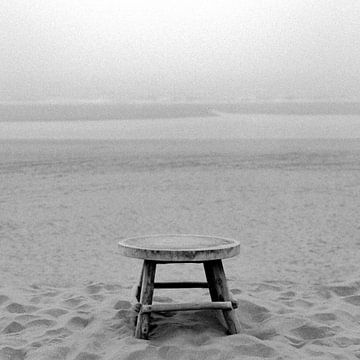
118, 234, 241, 339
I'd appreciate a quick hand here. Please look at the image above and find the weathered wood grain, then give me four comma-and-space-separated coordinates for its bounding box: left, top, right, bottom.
134, 260, 156, 339
204, 260, 241, 334
124, 235, 241, 339
154, 281, 209, 289
118, 234, 240, 262
131, 263, 144, 304
141, 301, 233, 313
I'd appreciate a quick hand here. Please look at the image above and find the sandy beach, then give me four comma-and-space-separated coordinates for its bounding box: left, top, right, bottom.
3, 0, 360, 356
1, 138, 360, 359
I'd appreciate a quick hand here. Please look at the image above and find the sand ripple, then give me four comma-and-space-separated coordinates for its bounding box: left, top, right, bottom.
1, 280, 360, 359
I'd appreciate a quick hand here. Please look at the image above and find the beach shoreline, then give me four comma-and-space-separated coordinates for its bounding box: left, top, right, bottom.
1, 138, 360, 359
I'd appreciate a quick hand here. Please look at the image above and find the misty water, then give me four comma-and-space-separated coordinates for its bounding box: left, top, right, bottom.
1, 113, 360, 139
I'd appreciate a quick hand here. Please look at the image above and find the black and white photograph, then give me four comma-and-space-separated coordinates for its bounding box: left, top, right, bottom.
1, 1, 360, 359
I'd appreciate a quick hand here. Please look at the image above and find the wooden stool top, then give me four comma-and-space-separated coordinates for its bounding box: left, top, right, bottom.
118, 234, 240, 262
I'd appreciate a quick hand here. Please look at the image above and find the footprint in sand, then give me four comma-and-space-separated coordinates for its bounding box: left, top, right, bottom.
341, 336, 360, 347
254, 283, 282, 292
316, 288, 332, 300
247, 328, 278, 341
285, 299, 314, 309
284, 335, 306, 349
237, 299, 271, 323
76, 304, 91, 311
42, 308, 68, 318
279, 291, 296, 299
2, 321, 25, 334
0, 294, 9, 305
43, 327, 73, 338
85, 284, 104, 294
15, 314, 39, 322
0, 346, 26, 360
114, 300, 132, 310
328, 285, 359, 296
104, 284, 123, 292
90, 294, 105, 301
291, 324, 336, 340
29, 341, 43, 349
344, 295, 360, 306
67, 316, 93, 329
310, 312, 337, 323
230, 288, 242, 295
62, 296, 86, 308
6, 303, 38, 313
26, 319, 56, 328
6, 303, 26, 313
30, 296, 42, 304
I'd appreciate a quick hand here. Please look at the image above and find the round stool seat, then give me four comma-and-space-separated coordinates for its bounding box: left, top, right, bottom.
118, 234, 240, 262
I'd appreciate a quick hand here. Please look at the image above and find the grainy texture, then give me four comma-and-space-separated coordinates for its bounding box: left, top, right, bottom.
204, 260, 242, 334
125, 236, 240, 338
1, 139, 360, 286
154, 281, 209, 288
135, 260, 156, 339
1, 138, 360, 359
141, 301, 233, 313
135, 263, 144, 302
118, 234, 240, 262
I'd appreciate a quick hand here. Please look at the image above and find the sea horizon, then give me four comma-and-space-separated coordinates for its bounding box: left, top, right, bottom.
1, 113, 360, 140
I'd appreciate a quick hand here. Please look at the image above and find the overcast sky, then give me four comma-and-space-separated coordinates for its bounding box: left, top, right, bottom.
1, 0, 360, 102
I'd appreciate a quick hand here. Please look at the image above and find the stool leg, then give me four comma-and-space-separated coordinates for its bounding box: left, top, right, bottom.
135, 260, 156, 339
136, 263, 145, 302
203, 261, 219, 302
130, 263, 144, 328
203, 260, 241, 335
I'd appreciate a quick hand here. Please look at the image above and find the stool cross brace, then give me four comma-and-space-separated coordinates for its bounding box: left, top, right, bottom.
133, 259, 241, 339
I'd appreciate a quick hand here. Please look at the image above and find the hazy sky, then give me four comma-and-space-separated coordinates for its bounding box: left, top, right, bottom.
1, 0, 360, 102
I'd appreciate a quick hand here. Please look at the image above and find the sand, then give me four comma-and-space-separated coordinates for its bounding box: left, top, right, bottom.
1, 138, 360, 359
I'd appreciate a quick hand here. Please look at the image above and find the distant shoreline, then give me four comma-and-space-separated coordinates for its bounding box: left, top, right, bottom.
1, 102, 360, 122
1, 114, 360, 139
